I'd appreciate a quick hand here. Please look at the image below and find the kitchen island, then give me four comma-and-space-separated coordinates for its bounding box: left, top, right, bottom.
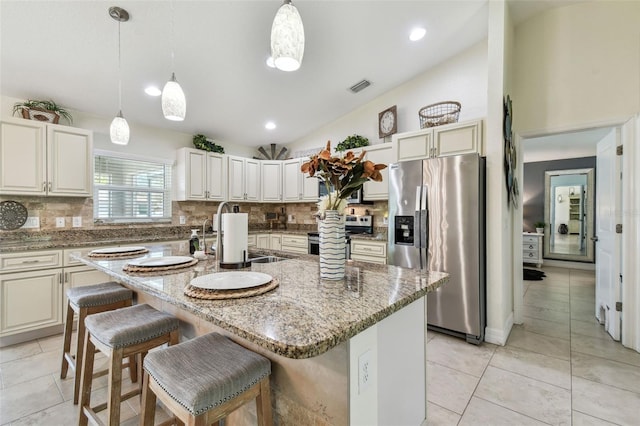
71, 241, 448, 425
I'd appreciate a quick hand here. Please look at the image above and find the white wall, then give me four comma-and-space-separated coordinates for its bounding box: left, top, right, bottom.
1, 95, 256, 162
287, 41, 488, 153
513, 1, 640, 134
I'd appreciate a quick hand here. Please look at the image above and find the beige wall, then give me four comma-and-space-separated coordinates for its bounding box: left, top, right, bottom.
513, 1, 640, 134
287, 41, 488, 154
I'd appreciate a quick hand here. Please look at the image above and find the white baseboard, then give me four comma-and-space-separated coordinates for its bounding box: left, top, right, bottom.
484, 312, 514, 346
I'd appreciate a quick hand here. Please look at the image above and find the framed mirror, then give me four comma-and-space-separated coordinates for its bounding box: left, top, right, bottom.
543, 168, 595, 262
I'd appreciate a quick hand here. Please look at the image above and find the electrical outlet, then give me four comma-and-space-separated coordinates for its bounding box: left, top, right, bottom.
56, 217, 65, 228
179, 215, 186, 225
382, 217, 389, 225
72, 216, 82, 227
358, 350, 372, 394
288, 214, 294, 222
22, 217, 40, 229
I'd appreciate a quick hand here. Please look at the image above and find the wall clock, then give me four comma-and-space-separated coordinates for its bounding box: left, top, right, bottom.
378, 105, 397, 138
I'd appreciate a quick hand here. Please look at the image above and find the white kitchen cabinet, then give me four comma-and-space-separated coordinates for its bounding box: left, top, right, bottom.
261, 161, 282, 202
248, 234, 257, 247
0, 118, 93, 196
255, 233, 283, 250
280, 234, 308, 254
228, 155, 260, 201
256, 234, 270, 249
350, 240, 387, 264
522, 233, 543, 268
283, 158, 318, 202
0, 248, 112, 340
0, 250, 64, 337
270, 234, 282, 251
363, 144, 394, 201
62, 248, 112, 318
394, 119, 483, 162
174, 148, 226, 201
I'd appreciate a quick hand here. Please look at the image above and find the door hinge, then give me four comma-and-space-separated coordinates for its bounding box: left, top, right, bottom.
615, 301, 622, 312
616, 224, 622, 233
616, 145, 623, 155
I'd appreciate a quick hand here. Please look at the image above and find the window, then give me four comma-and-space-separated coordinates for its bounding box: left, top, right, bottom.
94, 152, 172, 222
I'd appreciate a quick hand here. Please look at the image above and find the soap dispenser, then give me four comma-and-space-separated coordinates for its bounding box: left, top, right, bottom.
189, 229, 200, 255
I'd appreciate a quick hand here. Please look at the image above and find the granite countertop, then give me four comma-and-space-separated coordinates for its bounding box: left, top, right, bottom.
70, 241, 447, 359
0, 228, 387, 253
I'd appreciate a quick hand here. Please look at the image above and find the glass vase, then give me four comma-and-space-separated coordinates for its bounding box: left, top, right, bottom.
319, 210, 346, 280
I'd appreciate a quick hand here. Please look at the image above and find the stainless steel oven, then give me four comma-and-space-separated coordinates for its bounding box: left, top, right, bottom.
307, 215, 373, 257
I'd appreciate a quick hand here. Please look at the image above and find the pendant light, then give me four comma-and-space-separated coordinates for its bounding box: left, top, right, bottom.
109, 6, 130, 145
162, 0, 186, 121
270, 0, 305, 72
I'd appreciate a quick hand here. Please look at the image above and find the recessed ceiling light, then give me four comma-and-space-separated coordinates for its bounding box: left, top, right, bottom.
145, 86, 162, 96
266, 56, 276, 68
265, 121, 276, 130
409, 27, 426, 41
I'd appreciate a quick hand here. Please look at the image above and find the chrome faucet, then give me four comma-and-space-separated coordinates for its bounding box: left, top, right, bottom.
202, 218, 212, 254
215, 202, 231, 261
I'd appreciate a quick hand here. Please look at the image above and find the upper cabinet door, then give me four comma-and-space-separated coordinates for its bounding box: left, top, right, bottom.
47, 125, 93, 196
433, 120, 483, 158
0, 119, 46, 195
283, 159, 302, 201
205, 153, 226, 201
363, 144, 394, 201
227, 156, 246, 201
244, 159, 261, 201
395, 130, 432, 162
261, 161, 282, 202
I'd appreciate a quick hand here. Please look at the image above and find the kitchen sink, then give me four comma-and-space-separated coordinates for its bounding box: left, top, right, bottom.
248, 256, 288, 263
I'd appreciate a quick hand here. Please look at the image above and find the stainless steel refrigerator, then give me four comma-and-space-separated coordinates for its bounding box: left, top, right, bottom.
388, 153, 486, 344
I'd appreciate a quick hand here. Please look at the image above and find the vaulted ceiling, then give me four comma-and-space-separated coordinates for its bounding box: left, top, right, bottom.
1, 1, 576, 147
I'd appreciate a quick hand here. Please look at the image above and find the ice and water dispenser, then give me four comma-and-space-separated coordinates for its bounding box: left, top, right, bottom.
394, 216, 415, 245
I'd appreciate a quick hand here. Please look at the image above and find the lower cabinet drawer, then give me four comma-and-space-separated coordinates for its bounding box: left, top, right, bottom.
351, 254, 387, 265
523, 250, 539, 260
523, 243, 538, 251
351, 241, 386, 257
1, 250, 63, 273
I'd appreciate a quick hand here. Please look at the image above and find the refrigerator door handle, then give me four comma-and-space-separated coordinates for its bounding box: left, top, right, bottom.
420, 186, 428, 250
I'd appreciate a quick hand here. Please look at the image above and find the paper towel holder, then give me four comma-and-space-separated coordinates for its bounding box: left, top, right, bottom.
219, 249, 251, 269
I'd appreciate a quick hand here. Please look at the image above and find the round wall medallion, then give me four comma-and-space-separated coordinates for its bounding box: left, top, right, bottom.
0, 200, 28, 230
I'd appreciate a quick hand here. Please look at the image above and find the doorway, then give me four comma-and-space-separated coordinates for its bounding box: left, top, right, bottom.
517, 124, 623, 343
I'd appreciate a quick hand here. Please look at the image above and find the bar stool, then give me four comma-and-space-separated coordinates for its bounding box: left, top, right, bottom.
78, 304, 180, 426
140, 332, 272, 426
60, 281, 134, 404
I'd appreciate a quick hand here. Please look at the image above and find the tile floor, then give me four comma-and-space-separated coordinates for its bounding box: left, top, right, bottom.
427, 266, 640, 426
1, 266, 639, 425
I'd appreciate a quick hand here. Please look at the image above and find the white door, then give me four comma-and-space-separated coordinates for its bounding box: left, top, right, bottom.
595, 129, 621, 340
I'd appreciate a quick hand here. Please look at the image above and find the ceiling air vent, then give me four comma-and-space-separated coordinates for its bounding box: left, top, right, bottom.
349, 79, 371, 93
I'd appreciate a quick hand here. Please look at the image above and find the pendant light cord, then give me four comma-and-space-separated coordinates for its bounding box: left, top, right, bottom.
170, 0, 175, 71
117, 20, 122, 113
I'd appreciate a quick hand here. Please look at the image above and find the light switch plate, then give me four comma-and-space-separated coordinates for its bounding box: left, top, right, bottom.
72, 216, 82, 227
56, 217, 65, 228
179, 215, 186, 225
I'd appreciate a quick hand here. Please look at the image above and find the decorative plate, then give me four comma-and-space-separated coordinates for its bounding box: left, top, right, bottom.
190, 271, 273, 290
0, 201, 28, 230
91, 246, 147, 255
126, 256, 194, 268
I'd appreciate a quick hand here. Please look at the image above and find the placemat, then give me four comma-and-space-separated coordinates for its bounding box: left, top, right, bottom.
88, 249, 149, 259
123, 258, 198, 274
184, 278, 279, 300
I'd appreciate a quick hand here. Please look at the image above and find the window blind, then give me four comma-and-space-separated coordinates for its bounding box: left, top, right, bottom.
94, 154, 172, 222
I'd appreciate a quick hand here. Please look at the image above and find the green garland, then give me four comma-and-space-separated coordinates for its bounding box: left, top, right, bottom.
193, 134, 224, 153
335, 134, 369, 152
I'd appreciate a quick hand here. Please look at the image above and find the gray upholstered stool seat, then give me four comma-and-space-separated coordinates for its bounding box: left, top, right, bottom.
60, 281, 134, 404
140, 333, 273, 425
78, 304, 180, 426
85, 303, 179, 349
67, 281, 132, 308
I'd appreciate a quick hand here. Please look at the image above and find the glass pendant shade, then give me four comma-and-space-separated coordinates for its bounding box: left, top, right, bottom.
110, 111, 130, 145
270, 1, 304, 72
162, 72, 186, 121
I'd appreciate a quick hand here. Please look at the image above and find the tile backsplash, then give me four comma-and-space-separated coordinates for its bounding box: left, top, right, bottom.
0, 195, 388, 234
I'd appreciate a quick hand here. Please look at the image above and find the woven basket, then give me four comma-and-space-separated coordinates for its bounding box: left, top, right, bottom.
21, 107, 60, 124
418, 101, 461, 128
